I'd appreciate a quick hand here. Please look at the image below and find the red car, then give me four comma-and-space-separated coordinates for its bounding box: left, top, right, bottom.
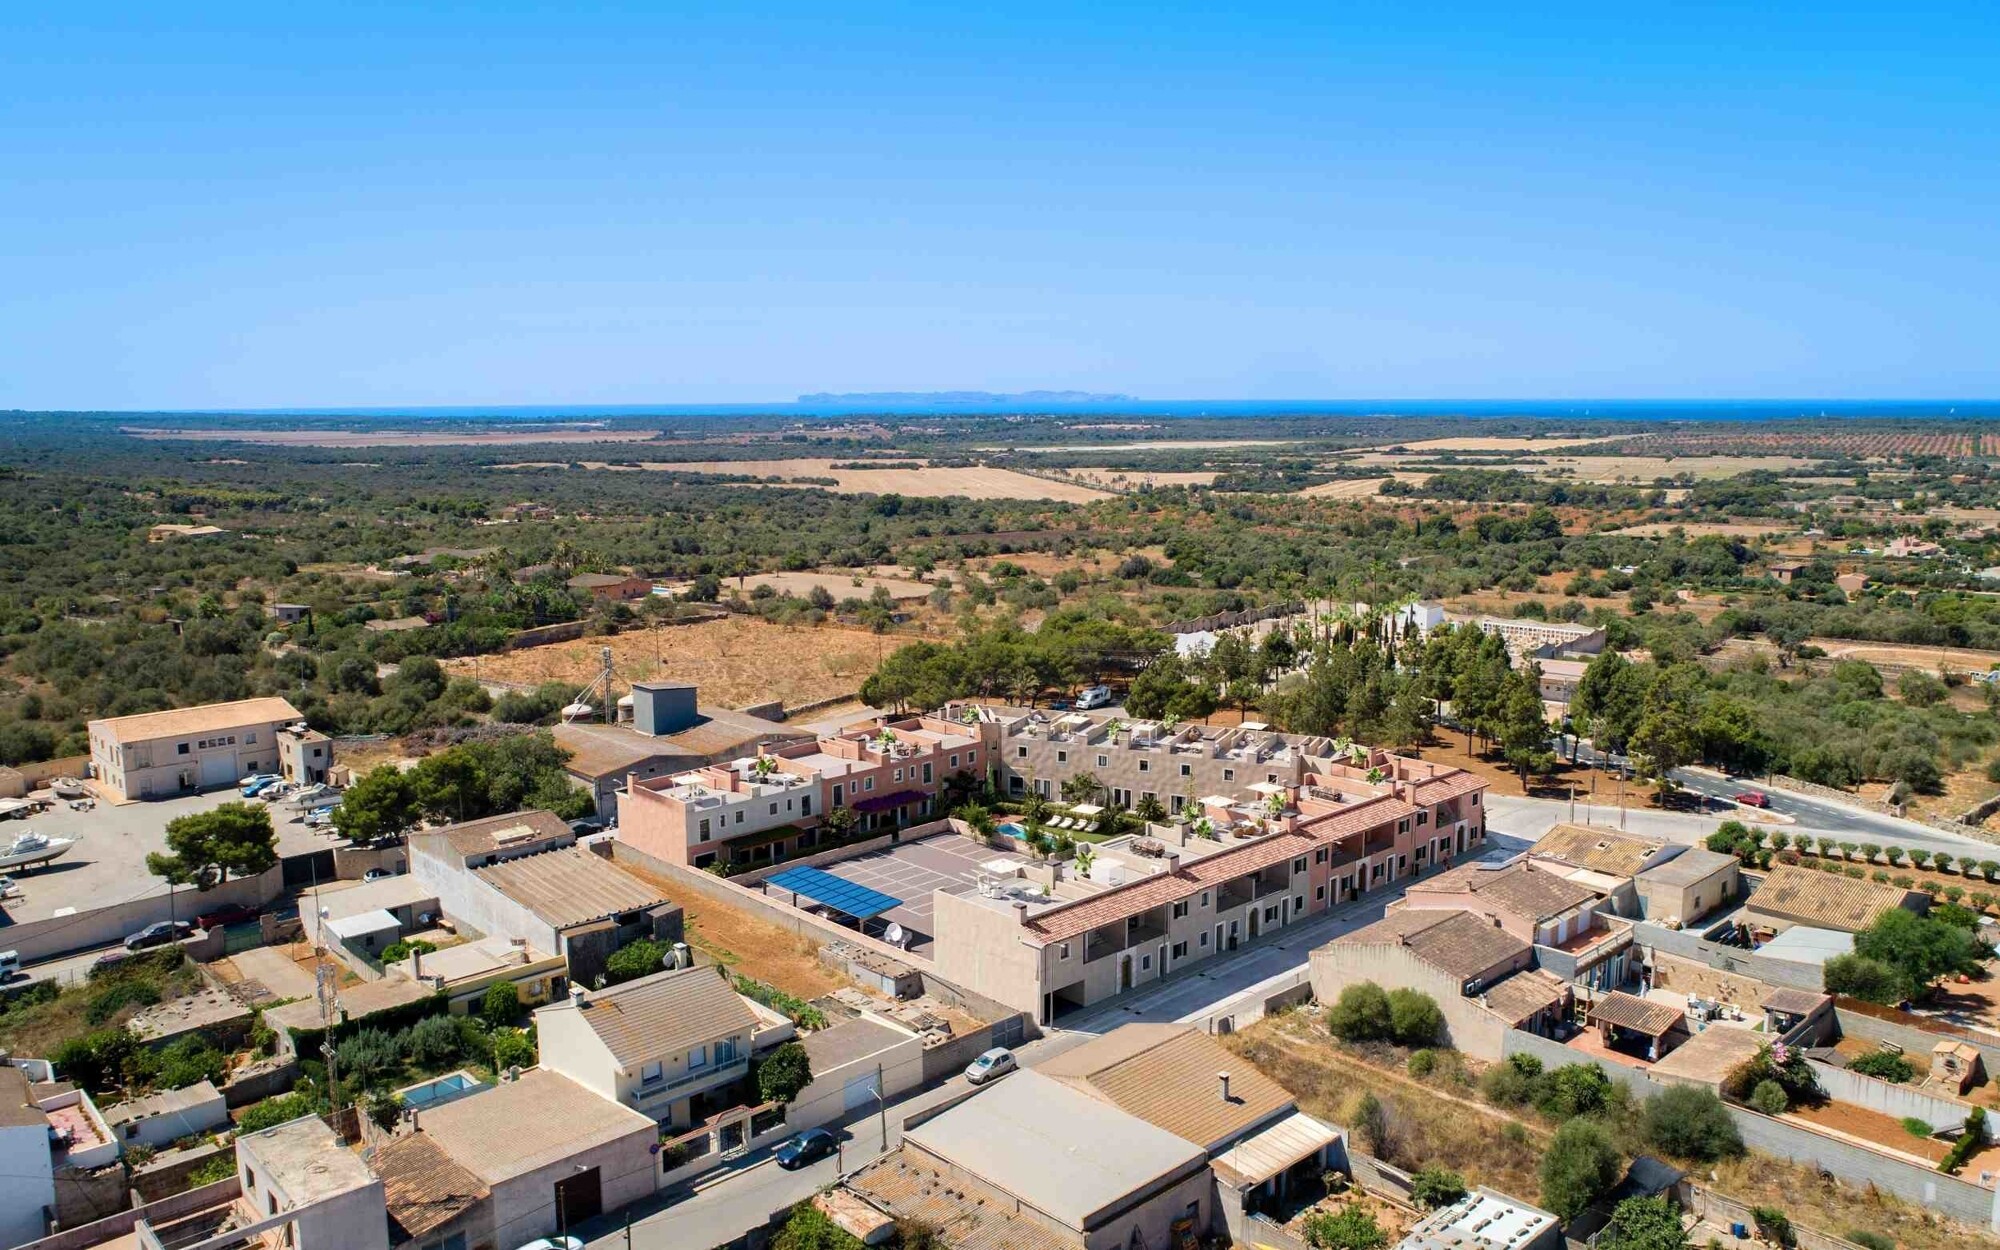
195, 904, 261, 930
1735, 791, 1770, 809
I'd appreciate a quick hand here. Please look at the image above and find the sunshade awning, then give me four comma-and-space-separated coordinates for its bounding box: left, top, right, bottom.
765, 866, 902, 920
1212, 1112, 1341, 1187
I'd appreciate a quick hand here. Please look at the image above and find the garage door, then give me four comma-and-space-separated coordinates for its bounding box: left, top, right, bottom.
843, 1071, 880, 1112
200, 754, 238, 789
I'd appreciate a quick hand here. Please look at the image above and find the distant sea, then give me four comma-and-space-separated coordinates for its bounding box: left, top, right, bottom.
134, 399, 2000, 421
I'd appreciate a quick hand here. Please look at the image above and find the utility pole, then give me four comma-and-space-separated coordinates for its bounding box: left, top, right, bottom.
876, 1063, 888, 1152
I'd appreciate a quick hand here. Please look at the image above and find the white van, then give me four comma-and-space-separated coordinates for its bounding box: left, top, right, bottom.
0, 951, 21, 982
1076, 685, 1114, 710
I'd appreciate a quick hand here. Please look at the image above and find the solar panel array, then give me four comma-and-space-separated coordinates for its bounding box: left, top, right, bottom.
765, 865, 903, 919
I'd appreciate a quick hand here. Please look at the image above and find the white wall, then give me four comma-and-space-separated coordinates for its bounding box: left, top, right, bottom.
0, 1123, 54, 1248
785, 1018, 926, 1132
486, 1124, 657, 1249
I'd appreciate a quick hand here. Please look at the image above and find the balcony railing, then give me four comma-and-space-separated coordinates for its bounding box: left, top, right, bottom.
631, 1057, 749, 1105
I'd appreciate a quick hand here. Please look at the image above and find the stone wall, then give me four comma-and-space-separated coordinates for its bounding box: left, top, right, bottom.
18, 1177, 240, 1250
1806, 1058, 1986, 1138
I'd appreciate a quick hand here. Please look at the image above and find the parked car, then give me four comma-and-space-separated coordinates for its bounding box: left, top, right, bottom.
775, 1128, 839, 1170
964, 1047, 1017, 1085
567, 817, 607, 836
123, 920, 192, 951
258, 782, 297, 802
1735, 791, 1770, 809
1075, 684, 1114, 710
363, 868, 397, 882
512, 1240, 583, 1250
0, 951, 19, 982
195, 904, 260, 930
238, 773, 283, 797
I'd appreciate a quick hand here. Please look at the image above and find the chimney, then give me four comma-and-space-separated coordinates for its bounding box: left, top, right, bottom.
411, 947, 422, 978
1218, 1072, 1232, 1102
569, 984, 587, 1009
409, 1107, 420, 1133
1012, 901, 1029, 925
511, 936, 529, 965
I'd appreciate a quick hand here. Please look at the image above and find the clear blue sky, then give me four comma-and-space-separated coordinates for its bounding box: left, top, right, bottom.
4, 3, 1998, 408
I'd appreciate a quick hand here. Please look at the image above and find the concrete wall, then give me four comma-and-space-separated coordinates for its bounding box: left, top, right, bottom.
786, 1020, 925, 1132
104, 1085, 229, 1151
1, 868, 282, 963
1833, 1004, 2000, 1073
1310, 945, 1510, 1060
0, 1122, 54, 1248
17, 1176, 240, 1250
409, 842, 561, 958
10, 756, 92, 790
486, 1119, 657, 1249
1805, 1058, 1986, 1137
131, 1139, 234, 1203
1633, 920, 1829, 993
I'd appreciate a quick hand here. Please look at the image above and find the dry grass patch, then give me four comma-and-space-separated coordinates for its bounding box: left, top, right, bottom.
610, 860, 851, 1000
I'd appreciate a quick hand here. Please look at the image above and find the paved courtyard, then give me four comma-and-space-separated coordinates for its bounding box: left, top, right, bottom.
757, 832, 1028, 955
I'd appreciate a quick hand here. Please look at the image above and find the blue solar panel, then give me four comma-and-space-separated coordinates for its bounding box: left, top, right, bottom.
766, 866, 902, 920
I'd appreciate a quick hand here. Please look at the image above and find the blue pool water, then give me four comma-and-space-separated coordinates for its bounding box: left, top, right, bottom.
997, 822, 1027, 840
398, 1071, 487, 1110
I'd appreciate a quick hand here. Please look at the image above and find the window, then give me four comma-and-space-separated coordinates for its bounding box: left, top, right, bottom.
1265, 905, 1280, 923
769, 803, 778, 816
1416, 811, 1428, 826
1471, 793, 1479, 805
1017, 746, 1028, 759
1222, 767, 1235, 782
1199, 932, 1210, 948
893, 768, 903, 782
1056, 750, 1067, 763
641, 1061, 664, 1085
797, 829, 816, 849
1292, 857, 1307, 873
967, 750, 977, 764
688, 1044, 709, 1071
1179, 763, 1191, 777
243, 1166, 255, 1192
1397, 819, 1409, 834
1172, 900, 1189, 919
1140, 954, 1152, 971
244, 731, 257, 744
1057, 942, 1071, 959
1200, 890, 1210, 908
1097, 754, 1109, 768
1314, 847, 1327, 864
923, 762, 932, 783
1293, 896, 1305, 913
863, 778, 874, 791
949, 754, 958, 768
1137, 760, 1149, 773
716, 1037, 739, 1064
801, 795, 812, 815
1316, 884, 1326, 901
177, 743, 190, 756
698, 819, 711, 841
1266, 773, 1278, 784
1170, 794, 1185, 814
1171, 941, 1187, 959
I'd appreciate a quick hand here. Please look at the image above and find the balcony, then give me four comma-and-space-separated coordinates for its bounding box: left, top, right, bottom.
1216, 878, 1256, 912
631, 1057, 749, 1107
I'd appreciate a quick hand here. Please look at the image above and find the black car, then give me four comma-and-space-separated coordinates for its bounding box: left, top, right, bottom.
123, 920, 193, 951
567, 817, 607, 837
774, 1128, 839, 1170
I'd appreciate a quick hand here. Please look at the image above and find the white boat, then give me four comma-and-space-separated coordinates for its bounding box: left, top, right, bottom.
49, 778, 86, 800
0, 832, 75, 872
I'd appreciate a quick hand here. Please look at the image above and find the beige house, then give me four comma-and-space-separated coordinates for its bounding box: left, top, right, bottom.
1743, 865, 1926, 936
87, 696, 308, 800
535, 965, 766, 1129
1633, 848, 1740, 926
232, 1115, 390, 1250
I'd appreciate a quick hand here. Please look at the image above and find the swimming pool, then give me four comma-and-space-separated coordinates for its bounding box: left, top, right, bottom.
397, 1071, 488, 1110
997, 822, 1027, 840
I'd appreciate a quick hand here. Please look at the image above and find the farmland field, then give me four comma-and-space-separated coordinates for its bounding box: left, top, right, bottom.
734, 568, 933, 601
559, 458, 1114, 502
125, 426, 664, 447
443, 615, 888, 708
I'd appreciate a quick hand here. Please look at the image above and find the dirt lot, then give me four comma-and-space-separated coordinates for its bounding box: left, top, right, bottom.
442, 616, 886, 709
1607, 520, 1799, 539
564, 458, 1113, 502
738, 568, 933, 602
126, 426, 662, 447
610, 860, 851, 999
1807, 639, 2000, 676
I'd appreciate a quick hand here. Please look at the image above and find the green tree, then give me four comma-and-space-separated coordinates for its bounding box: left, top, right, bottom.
145, 802, 277, 889
1750, 1080, 1789, 1115
332, 764, 419, 843
756, 1042, 813, 1104
771, 1202, 864, 1250
603, 938, 671, 985
1328, 983, 1393, 1042
480, 981, 521, 1028
1852, 907, 1988, 999
1540, 1119, 1623, 1222
1599, 1197, 1691, 1250
1822, 953, 1903, 1002
1640, 1085, 1743, 1162
1496, 668, 1555, 789
1300, 1204, 1389, 1250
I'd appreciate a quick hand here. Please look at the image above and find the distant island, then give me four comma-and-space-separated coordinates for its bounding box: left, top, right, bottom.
797, 390, 1137, 406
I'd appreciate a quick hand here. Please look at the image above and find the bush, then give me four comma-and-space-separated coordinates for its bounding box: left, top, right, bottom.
1387, 988, 1444, 1047
1641, 1085, 1743, 1162
603, 938, 671, 986
380, 939, 437, 965
335, 1027, 404, 1086
1941, 1107, 1989, 1174
1410, 1165, 1468, 1209
480, 981, 521, 1029
1847, 1051, 1915, 1083
1328, 983, 1394, 1043
238, 1091, 317, 1133
490, 1027, 535, 1072
367, 1090, 404, 1131
1750, 1080, 1789, 1115
1540, 1120, 1623, 1223
771, 1201, 864, 1250
1350, 1092, 1388, 1155
1300, 1204, 1389, 1250
1822, 953, 1902, 1003
155, 1037, 227, 1090
1406, 1049, 1437, 1079
187, 1153, 237, 1187
1752, 1207, 1795, 1248
1481, 1063, 1533, 1107
406, 1014, 463, 1067
1600, 1196, 1692, 1250
48, 1028, 144, 1094
756, 1042, 813, 1104
86, 980, 161, 1025
1900, 1116, 1932, 1138
731, 973, 830, 1030
1844, 1231, 1894, 1250
1535, 1063, 1613, 1118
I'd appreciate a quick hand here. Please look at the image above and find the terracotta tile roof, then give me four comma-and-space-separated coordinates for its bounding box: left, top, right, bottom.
567, 965, 760, 1067
1297, 795, 1417, 840
433, 809, 572, 858
1759, 988, 1831, 1016
1406, 770, 1486, 804
1336, 909, 1529, 981
1746, 865, 1919, 933
1036, 1023, 1294, 1152
1477, 969, 1570, 1025
1530, 825, 1664, 878
421, 1068, 655, 1185
1024, 833, 1317, 943
90, 696, 302, 744
375, 1130, 488, 1241
472, 846, 666, 929
1409, 859, 1600, 923
1588, 991, 1683, 1036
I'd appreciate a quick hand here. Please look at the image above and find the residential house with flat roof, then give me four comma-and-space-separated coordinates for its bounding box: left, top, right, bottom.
848, 1069, 1212, 1249
1633, 847, 1740, 926
0, 1065, 57, 1247
87, 696, 308, 801
554, 682, 813, 818
100, 1080, 228, 1152
535, 965, 766, 1129
233, 1115, 389, 1250
1313, 909, 1570, 1060
1396, 1187, 1561, 1250
390, 934, 570, 1017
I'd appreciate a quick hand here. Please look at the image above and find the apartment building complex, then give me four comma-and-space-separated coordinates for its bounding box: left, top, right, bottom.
929, 704, 1489, 1024
619, 714, 983, 870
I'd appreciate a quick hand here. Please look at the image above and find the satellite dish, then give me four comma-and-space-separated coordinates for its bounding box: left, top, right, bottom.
561, 702, 594, 721
884, 922, 906, 948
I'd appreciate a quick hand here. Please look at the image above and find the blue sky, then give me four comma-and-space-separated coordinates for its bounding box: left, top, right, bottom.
3, 3, 1998, 408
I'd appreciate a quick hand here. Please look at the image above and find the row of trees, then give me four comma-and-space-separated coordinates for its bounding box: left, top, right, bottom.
331, 731, 594, 843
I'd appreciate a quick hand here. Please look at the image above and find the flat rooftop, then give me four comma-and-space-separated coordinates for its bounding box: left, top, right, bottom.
238, 1114, 378, 1204
128, 987, 251, 1043
753, 832, 1033, 955
419, 1068, 655, 1185
1398, 1187, 1558, 1250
